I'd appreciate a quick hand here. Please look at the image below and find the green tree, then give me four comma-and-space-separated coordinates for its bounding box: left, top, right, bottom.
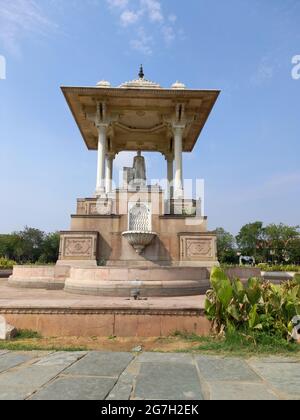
15, 227, 46, 263
236, 221, 265, 260
215, 227, 237, 263
0, 233, 24, 261
39, 232, 60, 264
286, 238, 300, 264
0, 234, 12, 259
264, 223, 300, 264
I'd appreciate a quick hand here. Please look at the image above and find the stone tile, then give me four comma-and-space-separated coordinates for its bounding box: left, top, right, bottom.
249, 360, 300, 399
208, 382, 278, 400
34, 351, 86, 367
106, 362, 138, 401
134, 362, 203, 400
195, 356, 260, 382
137, 352, 193, 364
0, 365, 70, 400
0, 352, 36, 374
64, 352, 133, 378
106, 380, 133, 400
249, 356, 300, 364
30, 376, 116, 400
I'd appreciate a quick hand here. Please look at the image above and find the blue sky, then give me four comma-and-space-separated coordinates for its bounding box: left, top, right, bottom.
0, 0, 299, 235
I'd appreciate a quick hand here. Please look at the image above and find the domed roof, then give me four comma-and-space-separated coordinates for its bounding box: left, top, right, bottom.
96, 80, 111, 88
171, 81, 187, 90
119, 65, 162, 89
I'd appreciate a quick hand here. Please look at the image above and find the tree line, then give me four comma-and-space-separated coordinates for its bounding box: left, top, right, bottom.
0, 227, 59, 264
216, 222, 300, 264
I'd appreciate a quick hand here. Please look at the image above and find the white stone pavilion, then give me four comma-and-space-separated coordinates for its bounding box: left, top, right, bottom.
9, 68, 220, 297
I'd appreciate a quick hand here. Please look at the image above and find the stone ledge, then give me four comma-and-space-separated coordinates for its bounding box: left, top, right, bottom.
71, 215, 121, 219
160, 215, 208, 219
0, 307, 204, 316
3, 311, 210, 337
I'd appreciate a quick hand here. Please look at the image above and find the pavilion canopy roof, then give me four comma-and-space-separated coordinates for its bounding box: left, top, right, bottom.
61, 83, 220, 156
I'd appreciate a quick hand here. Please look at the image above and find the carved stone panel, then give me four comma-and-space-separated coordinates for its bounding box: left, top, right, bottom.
77, 200, 87, 215
89, 199, 113, 215
64, 238, 93, 257
180, 234, 217, 262
59, 231, 98, 262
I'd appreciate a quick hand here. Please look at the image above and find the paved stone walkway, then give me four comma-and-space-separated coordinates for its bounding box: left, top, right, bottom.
0, 351, 299, 400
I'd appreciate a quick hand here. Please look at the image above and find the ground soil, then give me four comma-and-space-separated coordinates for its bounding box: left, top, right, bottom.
13, 336, 198, 352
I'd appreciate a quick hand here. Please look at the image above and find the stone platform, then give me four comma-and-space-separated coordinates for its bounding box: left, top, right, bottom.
0, 279, 209, 337
8, 265, 211, 297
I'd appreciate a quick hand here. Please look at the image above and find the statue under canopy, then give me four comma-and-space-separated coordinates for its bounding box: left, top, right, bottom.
123, 151, 147, 189
133, 151, 146, 185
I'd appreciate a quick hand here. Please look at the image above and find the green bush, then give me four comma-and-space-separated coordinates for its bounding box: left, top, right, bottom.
0, 257, 16, 269
257, 263, 300, 272
0, 228, 59, 265
205, 267, 300, 339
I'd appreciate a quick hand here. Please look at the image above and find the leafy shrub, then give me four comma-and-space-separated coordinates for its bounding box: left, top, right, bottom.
0, 257, 16, 269
0, 228, 59, 264
257, 263, 300, 272
205, 267, 300, 339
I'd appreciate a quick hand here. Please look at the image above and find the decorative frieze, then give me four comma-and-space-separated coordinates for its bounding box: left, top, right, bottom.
179, 234, 217, 262
59, 231, 98, 262
76, 199, 114, 216
0, 307, 204, 316
64, 238, 93, 257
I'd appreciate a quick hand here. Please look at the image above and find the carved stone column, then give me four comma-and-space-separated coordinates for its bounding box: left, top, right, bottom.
105, 154, 114, 194
173, 125, 185, 199
95, 124, 108, 196
166, 155, 174, 200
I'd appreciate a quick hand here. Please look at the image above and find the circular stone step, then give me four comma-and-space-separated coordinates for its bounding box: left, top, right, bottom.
64, 266, 210, 297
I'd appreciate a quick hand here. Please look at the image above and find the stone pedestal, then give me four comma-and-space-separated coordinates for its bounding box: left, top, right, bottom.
9, 187, 218, 296
58, 231, 98, 267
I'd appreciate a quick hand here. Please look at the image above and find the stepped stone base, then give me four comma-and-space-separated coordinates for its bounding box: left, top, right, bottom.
0, 279, 210, 337
8, 265, 262, 297
8, 265, 212, 297
8, 265, 70, 290
64, 266, 211, 297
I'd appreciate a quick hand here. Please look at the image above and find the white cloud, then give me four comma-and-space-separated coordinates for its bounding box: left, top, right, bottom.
120, 9, 141, 26
106, 0, 129, 9
106, 0, 180, 54
130, 27, 153, 55
168, 14, 177, 23
162, 25, 175, 45
141, 0, 163, 23
0, 0, 58, 55
251, 56, 275, 86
